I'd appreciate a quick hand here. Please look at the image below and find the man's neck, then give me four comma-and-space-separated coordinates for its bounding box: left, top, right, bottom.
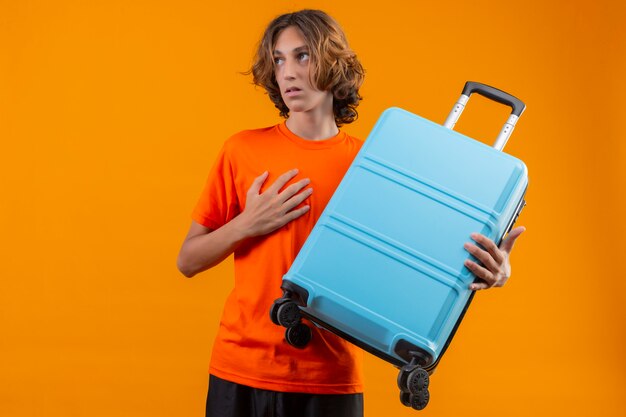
285, 106, 339, 141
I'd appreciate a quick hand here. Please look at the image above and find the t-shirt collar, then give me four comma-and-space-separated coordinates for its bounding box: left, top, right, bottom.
277, 121, 347, 149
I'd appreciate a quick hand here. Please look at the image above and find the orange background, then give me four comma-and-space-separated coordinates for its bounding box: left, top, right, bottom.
1, 1, 625, 416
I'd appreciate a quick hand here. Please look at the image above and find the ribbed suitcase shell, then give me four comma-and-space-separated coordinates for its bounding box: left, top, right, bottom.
282, 107, 528, 368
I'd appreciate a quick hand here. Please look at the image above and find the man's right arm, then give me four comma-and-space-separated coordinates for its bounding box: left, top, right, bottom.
176, 217, 248, 278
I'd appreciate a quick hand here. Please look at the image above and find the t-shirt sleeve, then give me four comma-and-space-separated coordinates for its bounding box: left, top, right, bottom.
191, 141, 240, 230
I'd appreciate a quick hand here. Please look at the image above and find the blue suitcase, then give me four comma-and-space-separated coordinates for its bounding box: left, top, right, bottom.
270, 82, 528, 410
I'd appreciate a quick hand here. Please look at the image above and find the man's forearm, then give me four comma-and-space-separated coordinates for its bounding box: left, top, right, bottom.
177, 216, 249, 278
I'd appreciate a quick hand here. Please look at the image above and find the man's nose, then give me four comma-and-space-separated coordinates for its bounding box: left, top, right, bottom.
282, 58, 296, 80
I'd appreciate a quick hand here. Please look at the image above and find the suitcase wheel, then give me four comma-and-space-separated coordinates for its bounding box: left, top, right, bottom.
409, 390, 430, 410
285, 323, 312, 348
397, 365, 430, 393
269, 298, 290, 326
397, 366, 411, 392
398, 364, 430, 410
276, 300, 302, 328
408, 368, 430, 394
399, 391, 412, 407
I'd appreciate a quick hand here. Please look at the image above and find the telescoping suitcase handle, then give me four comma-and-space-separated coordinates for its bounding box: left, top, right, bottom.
443, 81, 526, 151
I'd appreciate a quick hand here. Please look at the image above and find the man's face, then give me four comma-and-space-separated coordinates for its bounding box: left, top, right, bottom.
272, 26, 333, 116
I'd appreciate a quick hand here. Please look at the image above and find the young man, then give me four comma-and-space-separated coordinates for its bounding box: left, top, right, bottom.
177, 9, 524, 417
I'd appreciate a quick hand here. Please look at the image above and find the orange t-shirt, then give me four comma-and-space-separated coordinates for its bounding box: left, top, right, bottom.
192, 122, 364, 394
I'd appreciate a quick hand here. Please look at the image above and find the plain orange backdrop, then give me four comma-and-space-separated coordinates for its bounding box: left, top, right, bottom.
1, 1, 625, 416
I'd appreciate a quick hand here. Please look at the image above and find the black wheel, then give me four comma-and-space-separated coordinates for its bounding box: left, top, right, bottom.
399, 391, 411, 407
285, 323, 312, 348
276, 301, 301, 328
407, 367, 430, 394
397, 365, 415, 393
410, 389, 430, 410
269, 298, 290, 326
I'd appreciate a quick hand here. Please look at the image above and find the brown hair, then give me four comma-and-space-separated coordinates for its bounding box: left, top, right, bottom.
248, 9, 365, 126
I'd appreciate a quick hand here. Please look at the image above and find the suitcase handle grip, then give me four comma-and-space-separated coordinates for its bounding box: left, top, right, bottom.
443, 81, 526, 152
461, 81, 525, 117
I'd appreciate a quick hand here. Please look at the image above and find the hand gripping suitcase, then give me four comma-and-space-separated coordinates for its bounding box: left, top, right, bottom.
270, 82, 528, 410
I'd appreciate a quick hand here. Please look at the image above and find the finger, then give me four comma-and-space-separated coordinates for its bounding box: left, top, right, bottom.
278, 178, 311, 202
247, 171, 269, 196
267, 169, 300, 194
463, 242, 499, 273
464, 259, 496, 287
279, 204, 310, 225
469, 281, 490, 291
470, 233, 504, 264
500, 226, 526, 254
282, 188, 313, 213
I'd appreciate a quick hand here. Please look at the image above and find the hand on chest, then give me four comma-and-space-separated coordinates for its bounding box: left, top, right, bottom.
236, 154, 349, 212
